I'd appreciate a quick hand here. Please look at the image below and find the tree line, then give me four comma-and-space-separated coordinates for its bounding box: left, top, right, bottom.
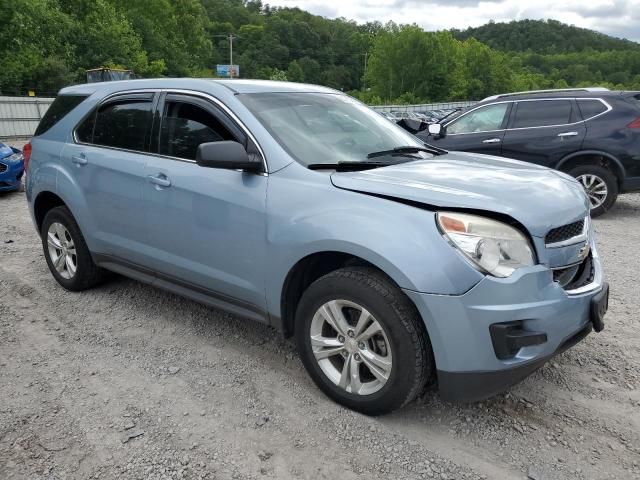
1, 0, 639, 103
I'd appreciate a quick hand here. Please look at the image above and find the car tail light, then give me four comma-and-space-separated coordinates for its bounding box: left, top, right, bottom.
627, 118, 640, 129
23, 142, 32, 171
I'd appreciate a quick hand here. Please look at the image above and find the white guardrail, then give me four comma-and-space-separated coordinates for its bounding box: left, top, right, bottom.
0, 96, 477, 141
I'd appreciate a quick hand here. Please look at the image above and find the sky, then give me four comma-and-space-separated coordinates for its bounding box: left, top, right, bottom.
267, 0, 640, 42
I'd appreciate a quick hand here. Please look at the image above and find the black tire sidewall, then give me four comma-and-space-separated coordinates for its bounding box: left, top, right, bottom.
569, 165, 618, 217
295, 269, 428, 415
41, 206, 96, 291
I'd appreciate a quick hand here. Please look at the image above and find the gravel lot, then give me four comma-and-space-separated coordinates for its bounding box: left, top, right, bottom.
1, 167, 639, 479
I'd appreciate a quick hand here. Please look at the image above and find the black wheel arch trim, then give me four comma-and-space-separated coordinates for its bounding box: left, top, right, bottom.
555, 150, 626, 180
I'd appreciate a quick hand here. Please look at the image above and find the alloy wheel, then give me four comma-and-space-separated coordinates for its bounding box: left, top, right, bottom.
576, 174, 608, 210
47, 222, 77, 280
309, 299, 393, 395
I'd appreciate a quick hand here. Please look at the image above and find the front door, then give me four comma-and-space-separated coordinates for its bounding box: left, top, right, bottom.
428, 102, 512, 156
142, 93, 268, 312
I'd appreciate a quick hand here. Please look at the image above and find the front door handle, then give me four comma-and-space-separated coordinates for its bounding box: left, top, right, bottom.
72, 155, 87, 165
147, 174, 171, 188
482, 138, 501, 144
557, 131, 579, 137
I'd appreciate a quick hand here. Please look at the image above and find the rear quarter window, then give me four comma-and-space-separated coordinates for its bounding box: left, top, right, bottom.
577, 99, 608, 120
34, 95, 88, 136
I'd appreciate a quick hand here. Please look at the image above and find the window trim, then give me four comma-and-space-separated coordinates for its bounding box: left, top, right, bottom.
508, 98, 577, 130
154, 92, 247, 161
444, 101, 512, 136
73, 88, 267, 173
444, 97, 612, 136
73, 89, 158, 155
575, 98, 613, 121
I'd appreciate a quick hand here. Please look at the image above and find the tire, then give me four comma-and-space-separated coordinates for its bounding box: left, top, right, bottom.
295, 267, 434, 415
41, 206, 106, 291
568, 165, 618, 217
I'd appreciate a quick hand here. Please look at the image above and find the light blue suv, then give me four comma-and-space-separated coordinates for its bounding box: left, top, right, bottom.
25, 79, 609, 414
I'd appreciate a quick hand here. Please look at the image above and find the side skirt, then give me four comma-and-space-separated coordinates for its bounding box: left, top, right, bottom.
94, 253, 269, 325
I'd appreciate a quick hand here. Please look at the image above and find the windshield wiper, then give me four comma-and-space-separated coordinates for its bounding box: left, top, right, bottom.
367, 144, 446, 159
308, 158, 414, 172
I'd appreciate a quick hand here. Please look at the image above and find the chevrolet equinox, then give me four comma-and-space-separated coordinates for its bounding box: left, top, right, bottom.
25, 79, 609, 415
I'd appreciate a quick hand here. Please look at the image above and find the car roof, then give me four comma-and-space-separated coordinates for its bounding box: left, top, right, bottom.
58, 78, 340, 97
478, 88, 635, 104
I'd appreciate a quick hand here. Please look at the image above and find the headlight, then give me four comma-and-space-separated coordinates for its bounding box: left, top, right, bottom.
6, 153, 23, 163
436, 212, 535, 278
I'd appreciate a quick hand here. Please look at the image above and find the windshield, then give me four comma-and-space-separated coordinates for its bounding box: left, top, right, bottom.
238, 92, 429, 166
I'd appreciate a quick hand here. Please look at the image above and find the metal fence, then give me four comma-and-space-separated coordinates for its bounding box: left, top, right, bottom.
371, 101, 476, 113
0, 96, 54, 140
0, 96, 477, 142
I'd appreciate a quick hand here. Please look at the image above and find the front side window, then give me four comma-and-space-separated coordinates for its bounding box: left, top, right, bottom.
512, 100, 572, 128
92, 99, 152, 151
159, 101, 235, 160
238, 93, 425, 166
446, 103, 509, 135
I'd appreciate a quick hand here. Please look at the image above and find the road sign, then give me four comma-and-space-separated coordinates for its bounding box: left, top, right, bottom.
216, 64, 240, 78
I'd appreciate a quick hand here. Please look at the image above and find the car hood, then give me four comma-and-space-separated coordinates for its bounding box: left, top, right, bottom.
0, 143, 13, 159
330, 151, 588, 237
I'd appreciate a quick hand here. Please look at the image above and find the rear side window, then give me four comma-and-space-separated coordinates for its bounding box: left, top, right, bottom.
512, 100, 572, 128
577, 99, 608, 120
159, 100, 235, 160
92, 99, 153, 151
34, 95, 87, 136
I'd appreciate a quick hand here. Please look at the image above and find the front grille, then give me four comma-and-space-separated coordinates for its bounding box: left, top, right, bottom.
553, 253, 594, 290
0, 162, 7, 173
545, 219, 585, 245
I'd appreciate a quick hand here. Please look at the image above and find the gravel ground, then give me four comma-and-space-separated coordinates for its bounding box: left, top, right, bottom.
1, 164, 639, 479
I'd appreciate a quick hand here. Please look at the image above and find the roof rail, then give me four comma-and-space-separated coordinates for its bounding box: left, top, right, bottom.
482, 87, 610, 102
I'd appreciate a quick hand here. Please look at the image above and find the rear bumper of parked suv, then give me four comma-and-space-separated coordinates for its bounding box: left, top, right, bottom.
404, 242, 607, 402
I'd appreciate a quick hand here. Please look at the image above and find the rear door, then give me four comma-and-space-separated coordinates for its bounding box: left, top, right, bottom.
500, 99, 586, 168
142, 93, 268, 312
65, 92, 158, 265
428, 102, 512, 155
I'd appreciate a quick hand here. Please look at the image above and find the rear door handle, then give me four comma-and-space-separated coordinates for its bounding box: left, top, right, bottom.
557, 131, 579, 137
147, 174, 171, 188
482, 138, 501, 144
72, 155, 87, 165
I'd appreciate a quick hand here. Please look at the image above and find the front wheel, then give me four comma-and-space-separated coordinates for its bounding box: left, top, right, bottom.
295, 267, 434, 415
569, 165, 618, 217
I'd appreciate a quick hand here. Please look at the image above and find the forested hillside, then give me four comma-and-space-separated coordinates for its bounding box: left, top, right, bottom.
453, 19, 638, 53
1, 1, 639, 103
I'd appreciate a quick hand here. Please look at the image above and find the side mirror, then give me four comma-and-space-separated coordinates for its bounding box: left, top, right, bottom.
396, 118, 428, 134
428, 123, 442, 136
196, 141, 262, 172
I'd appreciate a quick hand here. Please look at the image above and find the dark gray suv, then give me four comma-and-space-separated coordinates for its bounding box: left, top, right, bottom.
419, 88, 640, 216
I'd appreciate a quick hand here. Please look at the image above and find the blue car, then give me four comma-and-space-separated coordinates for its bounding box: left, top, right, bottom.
25, 79, 608, 414
0, 142, 24, 191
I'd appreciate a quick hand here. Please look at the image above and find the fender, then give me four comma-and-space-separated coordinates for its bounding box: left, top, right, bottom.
264, 167, 485, 322
555, 149, 626, 179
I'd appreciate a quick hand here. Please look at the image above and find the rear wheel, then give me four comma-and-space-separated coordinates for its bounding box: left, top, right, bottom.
41, 206, 106, 291
295, 267, 433, 415
568, 165, 618, 217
